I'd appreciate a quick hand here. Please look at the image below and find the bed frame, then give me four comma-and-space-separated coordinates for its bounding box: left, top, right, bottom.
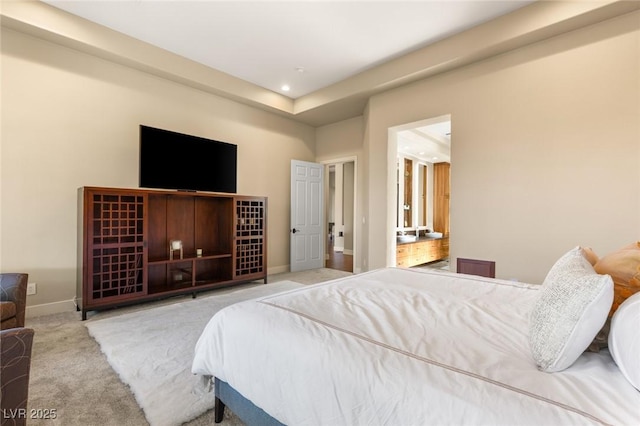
214, 377, 283, 425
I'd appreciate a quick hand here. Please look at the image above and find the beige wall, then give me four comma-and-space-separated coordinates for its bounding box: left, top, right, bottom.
363, 10, 639, 283
315, 116, 363, 160
343, 161, 354, 253
1, 28, 315, 315
2, 7, 638, 316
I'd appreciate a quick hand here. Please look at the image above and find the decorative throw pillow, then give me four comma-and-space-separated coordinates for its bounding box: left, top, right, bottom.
529, 246, 613, 372
581, 246, 599, 266
608, 291, 640, 391
594, 241, 640, 316
579, 246, 609, 352
585, 317, 610, 353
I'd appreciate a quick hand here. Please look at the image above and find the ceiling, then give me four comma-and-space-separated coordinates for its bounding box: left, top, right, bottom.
9, 0, 631, 160
41, 0, 535, 99
398, 120, 451, 163
6, 0, 636, 128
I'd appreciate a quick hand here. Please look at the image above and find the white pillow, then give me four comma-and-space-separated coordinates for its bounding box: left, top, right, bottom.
608, 291, 640, 390
529, 246, 613, 372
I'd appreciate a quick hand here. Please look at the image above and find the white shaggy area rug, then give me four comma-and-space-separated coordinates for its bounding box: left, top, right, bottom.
85, 281, 303, 426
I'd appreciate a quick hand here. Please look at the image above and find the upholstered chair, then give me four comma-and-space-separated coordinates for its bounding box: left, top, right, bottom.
0, 327, 35, 426
0, 273, 28, 330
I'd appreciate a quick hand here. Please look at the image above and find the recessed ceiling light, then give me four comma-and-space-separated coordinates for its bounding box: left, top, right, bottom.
432, 156, 438, 160
281, 85, 290, 92
419, 151, 425, 155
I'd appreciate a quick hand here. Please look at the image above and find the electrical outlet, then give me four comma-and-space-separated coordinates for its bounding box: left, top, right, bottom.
27, 282, 37, 295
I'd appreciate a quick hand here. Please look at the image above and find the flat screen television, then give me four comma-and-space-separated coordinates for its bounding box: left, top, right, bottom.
139, 125, 237, 193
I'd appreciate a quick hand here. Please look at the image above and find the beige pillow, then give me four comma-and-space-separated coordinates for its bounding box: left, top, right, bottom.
581, 246, 599, 266
580, 246, 607, 352
594, 241, 640, 316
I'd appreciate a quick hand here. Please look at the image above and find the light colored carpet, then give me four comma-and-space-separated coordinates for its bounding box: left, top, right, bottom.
26, 268, 352, 426
85, 280, 303, 426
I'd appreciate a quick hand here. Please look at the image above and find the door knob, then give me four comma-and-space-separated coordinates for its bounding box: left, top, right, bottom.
292, 228, 298, 234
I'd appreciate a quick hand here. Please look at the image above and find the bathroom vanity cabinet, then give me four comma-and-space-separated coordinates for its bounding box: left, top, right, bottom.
396, 236, 449, 268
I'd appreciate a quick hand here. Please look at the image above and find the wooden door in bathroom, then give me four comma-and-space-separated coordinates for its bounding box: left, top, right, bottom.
433, 162, 450, 236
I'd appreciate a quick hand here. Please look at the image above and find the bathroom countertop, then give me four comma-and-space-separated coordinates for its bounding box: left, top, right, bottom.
396, 235, 446, 245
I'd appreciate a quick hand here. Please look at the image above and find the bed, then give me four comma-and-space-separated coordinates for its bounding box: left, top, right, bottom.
192, 248, 640, 425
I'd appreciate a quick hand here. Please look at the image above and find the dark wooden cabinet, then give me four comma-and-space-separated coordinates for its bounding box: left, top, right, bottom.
456, 258, 495, 278
77, 187, 267, 319
234, 197, 267, 281
433, 162, 450, 236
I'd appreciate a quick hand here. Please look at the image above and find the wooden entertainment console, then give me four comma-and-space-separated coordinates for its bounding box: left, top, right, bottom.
76, 186, 267, 320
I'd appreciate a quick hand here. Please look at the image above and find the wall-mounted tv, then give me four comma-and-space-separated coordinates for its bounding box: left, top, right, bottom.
139, 125, 237, 193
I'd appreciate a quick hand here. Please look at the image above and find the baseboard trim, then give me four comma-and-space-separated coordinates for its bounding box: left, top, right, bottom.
267, 265, 289, 275
26, 299, 77, 318
343, 249, 353, 255
26, 266, 293, 317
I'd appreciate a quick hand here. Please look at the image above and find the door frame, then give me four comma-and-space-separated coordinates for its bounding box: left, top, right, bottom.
388, 114, 451, 267
319, 156, 358, 272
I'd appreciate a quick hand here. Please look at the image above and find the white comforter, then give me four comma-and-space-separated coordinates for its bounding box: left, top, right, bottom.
192, 267, 640, 425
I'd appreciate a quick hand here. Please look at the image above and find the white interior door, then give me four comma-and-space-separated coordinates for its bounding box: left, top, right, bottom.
290, 160, 324, 272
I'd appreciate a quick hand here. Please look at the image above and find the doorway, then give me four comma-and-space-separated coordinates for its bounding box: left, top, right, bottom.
322, 157, 357, 273
389, 115, 451, 270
